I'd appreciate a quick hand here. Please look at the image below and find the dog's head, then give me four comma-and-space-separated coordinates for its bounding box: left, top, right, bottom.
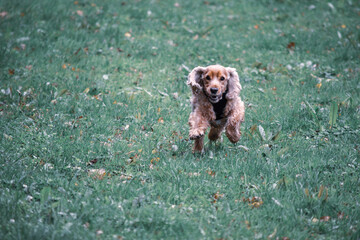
187, 65, 242, 103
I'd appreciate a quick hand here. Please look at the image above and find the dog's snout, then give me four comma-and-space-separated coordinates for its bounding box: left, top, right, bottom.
210, 88, 218, 94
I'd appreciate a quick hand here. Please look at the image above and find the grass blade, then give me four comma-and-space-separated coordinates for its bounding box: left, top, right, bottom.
329, 101, 338, 129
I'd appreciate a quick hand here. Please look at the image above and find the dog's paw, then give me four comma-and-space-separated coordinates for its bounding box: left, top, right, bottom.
189, 129, 204, 140
189, 133, 204, 140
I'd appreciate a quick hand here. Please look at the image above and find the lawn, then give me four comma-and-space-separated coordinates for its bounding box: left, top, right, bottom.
1, 0, 359, 239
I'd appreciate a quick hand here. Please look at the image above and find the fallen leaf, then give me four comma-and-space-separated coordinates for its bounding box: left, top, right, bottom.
267, 228, 277, 239
206, 169, 216, 177
287, 42, 295, 50
250, 124, 257, 134
320, 216, 331, 222
238, 145, 249, 151
62, 64, 67, 69
0, 11, 8, 18
8, 69, 15, 75
150, 157, 160, 164
245, 220, 251, 230
249, 196, 263, 208
88, 169, 106, 180
76, 10, 84, 16
318, 185, 325, 198
337, 212, 345, 220
316, 82, 322, 89
213, 191, 224, 200
258, 125, 266, 141
312, 217, 319, 223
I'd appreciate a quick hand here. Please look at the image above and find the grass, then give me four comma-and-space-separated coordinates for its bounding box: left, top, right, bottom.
1, 0, 360, 239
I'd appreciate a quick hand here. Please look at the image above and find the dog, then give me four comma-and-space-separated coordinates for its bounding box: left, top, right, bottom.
187, 65, 245, 153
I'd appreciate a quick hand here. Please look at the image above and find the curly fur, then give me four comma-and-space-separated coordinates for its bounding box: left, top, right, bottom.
187, 65, 245, 153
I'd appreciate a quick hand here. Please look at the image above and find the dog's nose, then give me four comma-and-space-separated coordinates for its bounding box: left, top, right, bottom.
210, 88, 218, 94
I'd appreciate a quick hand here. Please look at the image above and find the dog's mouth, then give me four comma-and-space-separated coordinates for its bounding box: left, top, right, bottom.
208, 94, 222, 103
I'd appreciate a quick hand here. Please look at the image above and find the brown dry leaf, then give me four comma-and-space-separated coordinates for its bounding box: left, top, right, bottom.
250, 124, 257, 135
304, 188, 310, 197
87, 159, 98, 165
76, 10, 84, 16
337, 212, 345, 220
312, 218, 319, 223
206, 169, 216, 177
120, 174, 132, 180
318, 185, 325, 198
249, 196, 263, 208
287, 42, 295, 50
93, 94, 102, 101
150, 157, 160, 164
316, 82, 322, 89
88, 169, 106, 180
62, 64, 67, 69
320, 216, 331, 222
8, 69, 15, 75
213, 191, 224, 200
244, 220, 251, 230
158, 117, 164, 123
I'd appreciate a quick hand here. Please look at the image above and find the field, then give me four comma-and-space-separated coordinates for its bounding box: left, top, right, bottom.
1, 0, 359, 239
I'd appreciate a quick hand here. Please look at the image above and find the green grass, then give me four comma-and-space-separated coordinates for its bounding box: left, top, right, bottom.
1, 0, 360, 239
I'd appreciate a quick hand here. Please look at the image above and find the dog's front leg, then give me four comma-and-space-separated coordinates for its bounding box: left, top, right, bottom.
188, 111, 209, 153
225, 101, 245, 143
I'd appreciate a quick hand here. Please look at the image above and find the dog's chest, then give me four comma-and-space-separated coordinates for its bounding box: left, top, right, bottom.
211, 97, 227, 120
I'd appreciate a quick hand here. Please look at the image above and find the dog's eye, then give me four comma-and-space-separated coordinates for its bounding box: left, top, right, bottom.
206, 76, 211, 80
220, 76, 225, 81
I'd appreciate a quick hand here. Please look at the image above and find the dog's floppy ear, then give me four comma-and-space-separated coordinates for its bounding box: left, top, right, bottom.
187, 66, 206, 93
226, 67, 242, 100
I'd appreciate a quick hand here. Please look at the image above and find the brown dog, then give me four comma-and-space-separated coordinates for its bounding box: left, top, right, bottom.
187, 65, 245, 153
